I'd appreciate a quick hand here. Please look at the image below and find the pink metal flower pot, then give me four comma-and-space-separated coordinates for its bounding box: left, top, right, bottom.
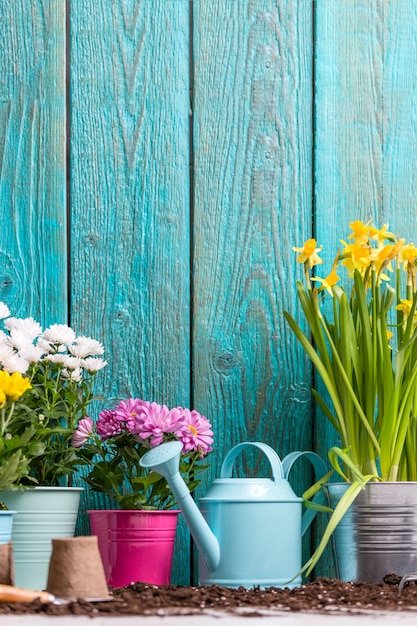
88, 509, 180, 587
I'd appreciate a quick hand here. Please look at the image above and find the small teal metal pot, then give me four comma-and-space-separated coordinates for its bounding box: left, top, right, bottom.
0, 486, 82, 589
0, 510, 16, 544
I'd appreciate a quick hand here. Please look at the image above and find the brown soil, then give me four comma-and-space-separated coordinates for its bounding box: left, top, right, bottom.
0, 575, 417, 617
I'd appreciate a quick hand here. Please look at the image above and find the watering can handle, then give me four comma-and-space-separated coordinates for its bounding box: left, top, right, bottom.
282, 450, 328, 537
220, 442, 284, 482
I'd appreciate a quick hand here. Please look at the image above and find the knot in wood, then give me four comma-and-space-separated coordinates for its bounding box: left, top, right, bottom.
215, 350, 237, 374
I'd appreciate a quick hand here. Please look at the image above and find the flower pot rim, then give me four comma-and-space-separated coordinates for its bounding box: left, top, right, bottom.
324, 481, 417, 487
87, 509, 180, 514
28, 486, 84, 492
0, 510, 16, 514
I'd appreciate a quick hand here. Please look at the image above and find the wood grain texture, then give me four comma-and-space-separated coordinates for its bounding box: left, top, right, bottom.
69, 0, 191, 583
0, 0, 67, 324
192, 0, 314, 514
314, 0, 417, 576
314, 0, 417, 468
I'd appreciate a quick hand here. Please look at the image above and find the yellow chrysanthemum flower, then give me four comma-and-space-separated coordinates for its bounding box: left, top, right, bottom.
311, 270, 341, 296
0, 370, 32, 401
292, 238, 323, 268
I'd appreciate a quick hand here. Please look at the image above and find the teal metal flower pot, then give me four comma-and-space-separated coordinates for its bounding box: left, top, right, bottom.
0, 510, 16, 544
0, 487, 82, 590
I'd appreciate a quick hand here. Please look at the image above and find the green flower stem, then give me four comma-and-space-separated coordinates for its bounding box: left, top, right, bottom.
318, 312, 380, 454
1, 403, 15, 437
390, 364, 417, 474
0, 406, 5, 437
284, 311, 349, 446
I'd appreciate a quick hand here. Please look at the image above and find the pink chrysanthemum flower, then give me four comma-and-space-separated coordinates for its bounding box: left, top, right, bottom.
96, 409, 124, 440
114, 398, 151, 432
72, 417, 93, 448
178, 408, 214, 455
134, 402, 185, 447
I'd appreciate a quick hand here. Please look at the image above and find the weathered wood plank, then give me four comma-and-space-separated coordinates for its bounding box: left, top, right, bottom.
192, 0, 314, 568
0, 0, 67, 324
314, 0, 417, 472
382, 1, 417, 234
314, 0, 417, 576
69, 0, 191, 584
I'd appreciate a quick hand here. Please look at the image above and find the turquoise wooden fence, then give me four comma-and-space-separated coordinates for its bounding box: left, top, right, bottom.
1, 0, 417, 584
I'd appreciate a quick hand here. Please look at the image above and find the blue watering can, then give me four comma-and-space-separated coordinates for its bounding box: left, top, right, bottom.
140, 441, 327, 588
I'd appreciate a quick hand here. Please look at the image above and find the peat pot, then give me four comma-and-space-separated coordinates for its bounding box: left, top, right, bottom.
88, 509, 180, 587
326, 482, 417, 583
0, 487, 83, 590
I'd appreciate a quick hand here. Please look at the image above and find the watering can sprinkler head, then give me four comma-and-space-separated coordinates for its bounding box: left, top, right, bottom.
139, 440, 183, 481
140, 441, 221, 572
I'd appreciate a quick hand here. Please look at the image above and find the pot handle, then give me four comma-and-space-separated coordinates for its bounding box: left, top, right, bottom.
220, 441, 284, 482
282, 451, 328, 537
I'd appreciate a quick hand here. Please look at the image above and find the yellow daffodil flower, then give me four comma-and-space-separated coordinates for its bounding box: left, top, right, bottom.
311, 270, 341, 296
372, 239, 404, 279
0, 370, 32, 401
348, 220, 370, 244
368, 223, 396, 244
339, 240, 371, 275
395, 298, 417, 330
292, 238, 323, 268
395, 298, 413, 316
400, 243, 417, 271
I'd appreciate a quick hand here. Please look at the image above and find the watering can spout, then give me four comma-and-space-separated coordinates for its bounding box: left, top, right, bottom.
139, 441, 221, 572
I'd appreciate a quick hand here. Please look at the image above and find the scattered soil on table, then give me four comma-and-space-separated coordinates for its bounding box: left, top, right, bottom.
0, 575, 417, 617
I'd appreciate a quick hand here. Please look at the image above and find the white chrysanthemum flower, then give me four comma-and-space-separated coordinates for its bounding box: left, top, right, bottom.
69, 336, 104, 358
36, 338, 66, 355
9, 328, 37, 351
0, 331, 13, 349
4, 317, 42, 341
2, 353, 30, 374
81, 357, 108, 373
63, 356, 83, 370
0, 342, 15, 362
0, 303, 10, 319
19, 344, 45, 364
41, 324, 76, 346
44, 353, 68, 366
62, 367, 82, 382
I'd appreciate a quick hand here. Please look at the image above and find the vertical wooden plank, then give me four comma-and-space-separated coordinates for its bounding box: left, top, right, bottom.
314, 0, 417, 576
382, 1, 417, 234
314, 2, 383, 484
314, 0, 385, 580
70, 0, 191, 584
315, 0, 417, 286
0, 0, 67, 323
315, 0, 417, 472
193, 0, 313, 533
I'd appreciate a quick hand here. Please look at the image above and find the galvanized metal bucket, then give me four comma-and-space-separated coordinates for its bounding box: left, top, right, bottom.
325, 482, 417, 583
